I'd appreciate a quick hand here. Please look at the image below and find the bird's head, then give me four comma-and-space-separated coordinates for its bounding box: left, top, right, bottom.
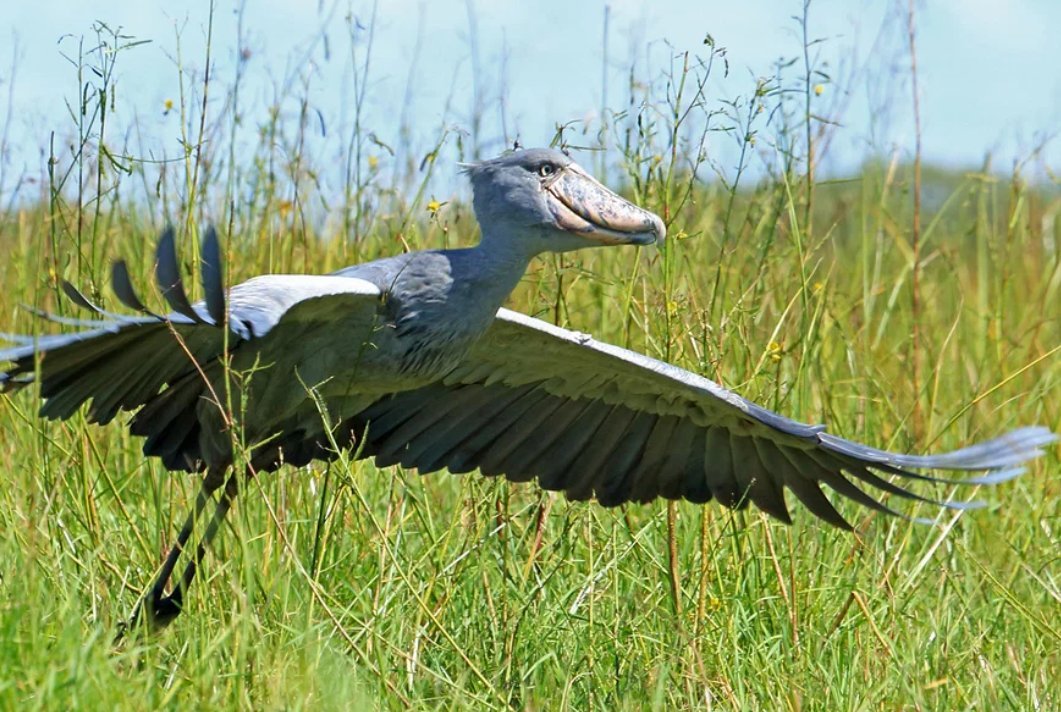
463, 148, 665, 255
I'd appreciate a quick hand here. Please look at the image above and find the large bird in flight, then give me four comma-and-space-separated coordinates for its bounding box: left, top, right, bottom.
1, 148, 1053, 629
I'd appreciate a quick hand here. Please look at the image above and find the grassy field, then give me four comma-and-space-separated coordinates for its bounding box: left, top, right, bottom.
0, 16, 1059, 712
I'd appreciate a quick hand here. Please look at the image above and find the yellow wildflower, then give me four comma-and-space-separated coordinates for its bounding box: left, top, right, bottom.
163, 98, 174, 114
813, 84, 824, 96
367, 155, 379, 170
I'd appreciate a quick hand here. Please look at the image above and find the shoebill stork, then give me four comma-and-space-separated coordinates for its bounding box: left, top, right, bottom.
1, 148, 1054, 630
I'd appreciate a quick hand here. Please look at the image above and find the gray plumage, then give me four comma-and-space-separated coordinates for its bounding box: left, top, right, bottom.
1, 147, 1055, 535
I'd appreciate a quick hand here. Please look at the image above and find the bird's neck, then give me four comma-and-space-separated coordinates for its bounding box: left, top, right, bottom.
449, 234, 537, 311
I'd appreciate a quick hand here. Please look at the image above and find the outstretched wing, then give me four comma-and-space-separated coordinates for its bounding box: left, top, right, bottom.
1, 227, 381, 470
353, 309, 1055, 528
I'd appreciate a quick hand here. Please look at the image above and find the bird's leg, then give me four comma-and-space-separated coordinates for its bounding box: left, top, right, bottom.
119, 467, 227, 637
165, 471, 240, 613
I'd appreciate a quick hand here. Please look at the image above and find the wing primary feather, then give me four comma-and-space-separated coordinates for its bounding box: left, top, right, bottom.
201, 225, 226, 326
842, 464, 985, 511
783, 472, 852, 529
824, 446, 1029, 487
60, 281, 106, 315
873, 458, 1029, 487
762, 441, 852, 529
794, 449, 904, 517
155, 226, 208, 324
111, 260, 162, 318
818, 427, 1055, 471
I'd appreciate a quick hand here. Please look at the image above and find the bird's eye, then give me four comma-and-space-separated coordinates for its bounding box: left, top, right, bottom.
538, 163, 555, 177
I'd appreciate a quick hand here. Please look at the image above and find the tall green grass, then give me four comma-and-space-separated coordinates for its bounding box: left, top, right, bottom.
0, 12, 1058, 711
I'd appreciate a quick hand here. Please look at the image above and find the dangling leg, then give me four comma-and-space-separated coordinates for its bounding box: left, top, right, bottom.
118, 466, 227, 638
160, 471, 241, 617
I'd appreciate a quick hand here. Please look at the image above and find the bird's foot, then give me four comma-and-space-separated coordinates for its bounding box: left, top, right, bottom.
114, 588, 184, 643
145, 591, 184, 629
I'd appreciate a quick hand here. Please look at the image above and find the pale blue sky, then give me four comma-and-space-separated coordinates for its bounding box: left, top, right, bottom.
2, 0, 1059, 200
